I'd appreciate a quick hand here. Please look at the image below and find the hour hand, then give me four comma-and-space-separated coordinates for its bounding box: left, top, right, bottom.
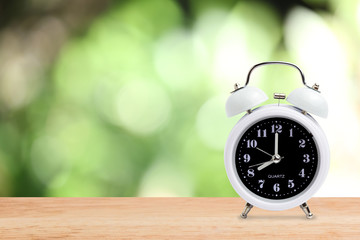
258, 156, 284, 171
249, 159, 273, 168
258, 160, 274, 171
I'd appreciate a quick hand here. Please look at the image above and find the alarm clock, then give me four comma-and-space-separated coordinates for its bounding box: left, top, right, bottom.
224, 61, 330, 219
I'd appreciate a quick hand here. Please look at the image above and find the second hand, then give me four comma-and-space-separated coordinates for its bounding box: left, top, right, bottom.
256, 147, 273, 157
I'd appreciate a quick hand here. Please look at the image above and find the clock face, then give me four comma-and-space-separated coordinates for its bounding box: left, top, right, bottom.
235, 117, 318, 200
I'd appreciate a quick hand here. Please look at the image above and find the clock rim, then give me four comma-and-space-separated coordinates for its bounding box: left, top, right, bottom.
224, 104, 330, 211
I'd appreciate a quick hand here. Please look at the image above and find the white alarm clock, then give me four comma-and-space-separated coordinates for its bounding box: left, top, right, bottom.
224, 62, 330, 219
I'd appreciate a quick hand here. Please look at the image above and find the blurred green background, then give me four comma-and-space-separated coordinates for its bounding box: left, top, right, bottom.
0, 0, 359, 197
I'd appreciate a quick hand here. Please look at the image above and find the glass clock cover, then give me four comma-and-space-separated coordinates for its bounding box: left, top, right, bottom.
235, 117, 318, 200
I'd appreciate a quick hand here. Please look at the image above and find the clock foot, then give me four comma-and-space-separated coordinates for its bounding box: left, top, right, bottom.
300, 202, 313, 219
240, 202, 253, 219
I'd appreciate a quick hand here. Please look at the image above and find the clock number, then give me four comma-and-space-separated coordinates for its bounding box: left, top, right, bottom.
271, 124, 282, 133
303, 154, 310, 163
299, 139, 306, 148
273, 183, 280, 192
258, 179, 265, 189
299, 168, 305, 178
288, 179, 295, 188
289, 128, 293, 137
257, 129, 267, 138
246, 140, 257, 148
247, 169, 255, 178
243, 154, 251, 163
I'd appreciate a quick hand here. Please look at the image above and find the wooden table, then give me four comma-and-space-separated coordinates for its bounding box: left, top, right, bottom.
0, 198, 359, 239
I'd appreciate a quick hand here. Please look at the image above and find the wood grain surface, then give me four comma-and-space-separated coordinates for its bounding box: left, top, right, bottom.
0, 197, 359, 239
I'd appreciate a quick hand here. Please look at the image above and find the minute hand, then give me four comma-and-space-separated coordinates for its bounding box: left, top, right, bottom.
275, 132, 279, 156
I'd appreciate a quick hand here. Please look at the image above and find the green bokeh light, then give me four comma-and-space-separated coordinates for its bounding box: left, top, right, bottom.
1, 0, 358, 197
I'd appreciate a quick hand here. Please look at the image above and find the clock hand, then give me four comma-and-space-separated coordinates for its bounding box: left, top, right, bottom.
258, 160, 274, 171
258, 155, 284, 171
256, 147, 272, 157
275, 132, 279, 156
249, 159, 273, 168
251, 132, 283, 170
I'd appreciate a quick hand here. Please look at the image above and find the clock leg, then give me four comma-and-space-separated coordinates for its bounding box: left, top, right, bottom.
300, 202, 313, 219
240, 202, 253, 219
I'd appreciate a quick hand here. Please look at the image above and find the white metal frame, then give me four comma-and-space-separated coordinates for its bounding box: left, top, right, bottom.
224, 104, 330, 211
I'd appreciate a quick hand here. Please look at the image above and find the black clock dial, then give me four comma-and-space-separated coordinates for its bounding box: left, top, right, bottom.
235, 117, 318, 200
